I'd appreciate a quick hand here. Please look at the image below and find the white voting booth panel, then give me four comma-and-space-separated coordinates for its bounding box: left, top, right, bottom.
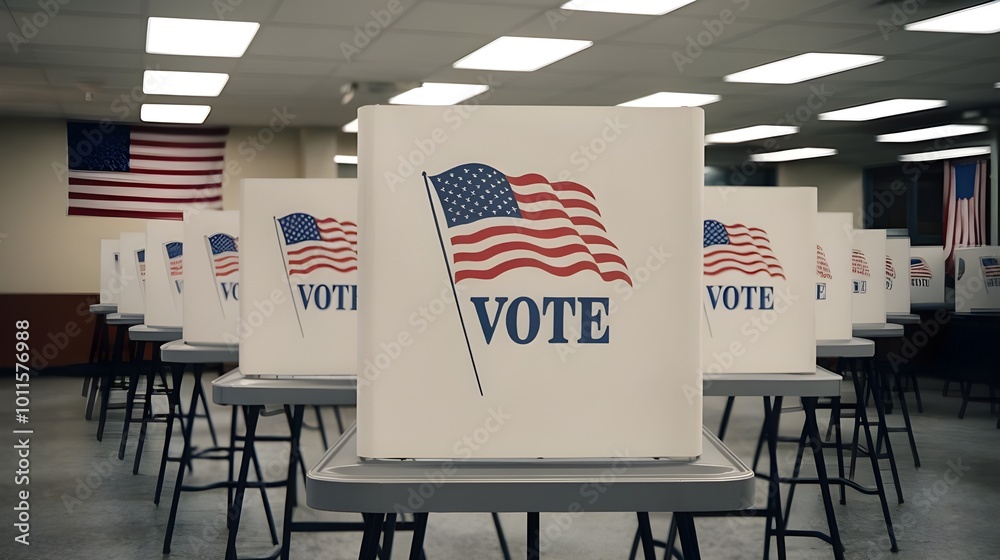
851, 230, 886, 324
910, 246, 945, 305
358, 105, 703, 459
955, 246, 1000, 312
240, 178, 358, 377
118, 232, 145, 316
703, 187, 817, 373
145, 220, 184, 329
815, 212, 853, 340
99, 239, 120, 304
885, 237, 911, 314
183, 210, 240, 346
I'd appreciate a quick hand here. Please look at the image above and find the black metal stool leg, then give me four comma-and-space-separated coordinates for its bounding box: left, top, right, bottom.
163, 365, 202, 553
97, 325, 127, 441
380, 513, 397, 559
718, 396, 736, 441
334, 406, 345, 435
279, 404, 306, 560
527, 512, 540, 560
636, 512, 657, 560
407, 513, 429, 560
803, 397, 845, 560
910, 374, 923, 413
155, 364, 184, 505
851, 361, 898, 552
894, 371, 921, 468
119, 339, 146, 459
865, 359, 904, 504
675, 513, 701, 560
831, 397, 846, 505
762, 396, 787, 560
195, 378, 220, 448
225, 405, 262, 560
312, 406, 330, 449
490, 512, 512, 560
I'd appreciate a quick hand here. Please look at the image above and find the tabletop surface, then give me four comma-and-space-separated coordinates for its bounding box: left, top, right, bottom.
949, 311, 1000, 318
307, 425, 754, 514
212, 368, 357, 406
886, 313, 920, 325
852, 323, 904, 338
816, 337, 875, 358
702, 366, 842, 397
160, 339, 239, 364
911, 302, 952, 312
89, 303, 117, 314
128, 324, 182, 342
107, 313, 144, 326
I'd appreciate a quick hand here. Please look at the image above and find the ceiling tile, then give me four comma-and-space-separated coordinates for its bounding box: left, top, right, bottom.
246, 25, 358, 59
31, 48, 143, 70
5, 0, 140, 15
272, 0, 414, 27
509, 11, 653, 41
612, 15, 763, 46
393, 1, 538, 34
148, 0, 281, 21
6, 14, 144, 50
719, 23, 874, 50
354, 30, 491, 65
238, 57, 339, 76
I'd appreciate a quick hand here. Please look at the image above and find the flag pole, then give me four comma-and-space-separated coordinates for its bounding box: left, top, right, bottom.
422, 172, 484, 396
274, 217, 305, 337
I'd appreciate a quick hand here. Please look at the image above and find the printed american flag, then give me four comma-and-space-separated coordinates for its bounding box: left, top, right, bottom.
66, 122, 227, 220
943, 161, 987, 273
982, 257, 1000, 280
703, 220, 785, 279
816, 245, 832, 280
207, 233, 239, 278
427, 164, 631, 285
910, 257, 932, 279
886, 256, 896, 280
277, 213, 358, 277
165, 242, 183, 278
852, 249, 870, 277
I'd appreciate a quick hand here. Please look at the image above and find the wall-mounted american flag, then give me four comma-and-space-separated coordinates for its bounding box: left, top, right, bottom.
66, 122, 227, 220
944, 161, 987, 274
852, 249, 870, 277
276, 213, 358, 277
910, 257, 932, 280
816, 245, 832, 280
207, 233, 239, 279
703, 220, 785, 280
165, 242, 183, 278
426, 164, 631, 286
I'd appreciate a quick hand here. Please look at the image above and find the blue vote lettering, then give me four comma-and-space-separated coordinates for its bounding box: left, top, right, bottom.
220, 282, 239, 301
705, 285, 774, 310
296, 284, 359, 311
471, 296, 610, 345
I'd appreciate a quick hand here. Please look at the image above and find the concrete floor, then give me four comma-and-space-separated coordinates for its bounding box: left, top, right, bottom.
2, 373, 999, 559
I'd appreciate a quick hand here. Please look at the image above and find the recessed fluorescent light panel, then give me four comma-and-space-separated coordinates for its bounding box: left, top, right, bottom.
876, 124, 987, 143
560, 0, 696, 16
143, 70, 229, 97
618, 91, 720, 107
388, 83, 489, 106
725, 53, 883, 84
334, 155, 358, 165
819, 99, 947, 121
705, 125, 799, 144
453, 36, 592, 72
905, 1, 1000, 34
750, 148, 837, 163
140, 104, 211, 124
146, 17, 260, 57
342, 118, 359, 133
898, 146, 991, 162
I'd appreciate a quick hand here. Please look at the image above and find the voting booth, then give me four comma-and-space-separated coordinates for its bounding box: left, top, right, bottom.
239, 178, 358, 377
99, 239, 120, 305
851, 229, 887, 325
954, 246, 1000, 312
885, 237, 912, 314
910, 246, 946, 305
183, 210, 240, 346
357, 105, 704, 459
815, 212, 853, 340
703, 186, 817, 373
145, 220, 185, 329
118, 232, 146, 317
